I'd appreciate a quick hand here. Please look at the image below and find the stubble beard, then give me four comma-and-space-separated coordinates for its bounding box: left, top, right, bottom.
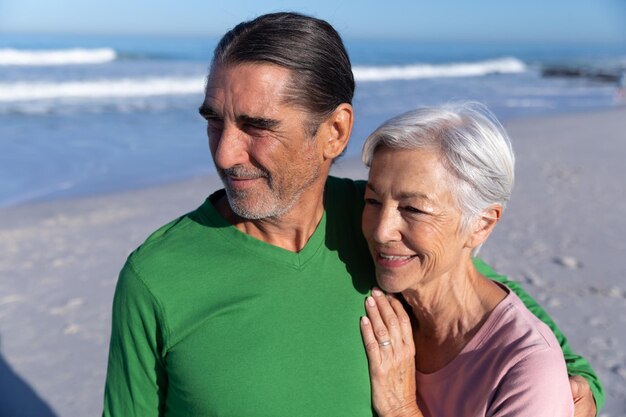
221, 159, 322, 220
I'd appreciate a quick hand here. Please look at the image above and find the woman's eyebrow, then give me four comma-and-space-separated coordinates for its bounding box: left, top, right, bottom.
397, 191, 431, 201
366, 182, 431, 201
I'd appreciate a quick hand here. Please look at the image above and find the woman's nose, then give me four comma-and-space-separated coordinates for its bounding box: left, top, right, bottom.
372, 207, 402, 244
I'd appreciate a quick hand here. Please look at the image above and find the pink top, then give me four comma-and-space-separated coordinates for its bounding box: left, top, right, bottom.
415, 288, 574, 417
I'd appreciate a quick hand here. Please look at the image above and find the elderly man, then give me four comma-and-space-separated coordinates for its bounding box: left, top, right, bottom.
102, 12, 602, 417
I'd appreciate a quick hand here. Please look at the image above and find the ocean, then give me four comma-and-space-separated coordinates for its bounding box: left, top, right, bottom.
1, 33, 624, 208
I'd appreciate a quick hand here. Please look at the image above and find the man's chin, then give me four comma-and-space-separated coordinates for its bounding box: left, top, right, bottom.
226, 193, 285, 220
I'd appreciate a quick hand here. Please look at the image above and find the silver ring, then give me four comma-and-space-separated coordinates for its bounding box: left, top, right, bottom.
379, 340, 392, 347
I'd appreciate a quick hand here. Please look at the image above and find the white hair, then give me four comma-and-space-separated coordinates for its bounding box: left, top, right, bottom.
362, 102, 515, 255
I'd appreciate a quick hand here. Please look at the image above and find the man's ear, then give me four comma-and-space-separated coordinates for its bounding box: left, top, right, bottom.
466, 204, 502, 249
321, 103, 353, 160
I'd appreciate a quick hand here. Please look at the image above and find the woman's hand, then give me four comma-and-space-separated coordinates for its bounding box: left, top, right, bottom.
360, 288, 423, 417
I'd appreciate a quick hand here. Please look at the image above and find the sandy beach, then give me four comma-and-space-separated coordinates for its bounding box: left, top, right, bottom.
0, 108, 625, 416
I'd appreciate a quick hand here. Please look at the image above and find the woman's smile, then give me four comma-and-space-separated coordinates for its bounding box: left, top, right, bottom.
376, 251, 418, 268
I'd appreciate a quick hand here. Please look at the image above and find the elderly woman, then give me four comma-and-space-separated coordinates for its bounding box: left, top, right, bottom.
359, 103, 574, 417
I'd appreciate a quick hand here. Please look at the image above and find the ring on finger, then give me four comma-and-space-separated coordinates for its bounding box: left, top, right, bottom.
379, 340, 392, 347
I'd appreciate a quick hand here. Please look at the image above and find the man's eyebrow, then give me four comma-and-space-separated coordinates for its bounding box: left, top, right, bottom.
238, 115, 280, 130
197, 107, 279, 130
198, 105, 218, 118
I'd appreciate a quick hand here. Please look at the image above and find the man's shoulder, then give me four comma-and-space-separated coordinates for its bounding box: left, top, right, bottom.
135, 211, 196, 253
325, 176, 366, 207
324, 176, 367, 224
125, 199, 216, 275
326, 175, 366, 193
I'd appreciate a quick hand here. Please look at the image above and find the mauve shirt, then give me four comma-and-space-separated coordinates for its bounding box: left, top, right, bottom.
415, 286, 574, 417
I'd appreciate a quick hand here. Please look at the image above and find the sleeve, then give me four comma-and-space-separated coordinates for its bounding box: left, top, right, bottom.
473, 257, 605, 414
102, 260, 168, 417
487, 348, 574, 417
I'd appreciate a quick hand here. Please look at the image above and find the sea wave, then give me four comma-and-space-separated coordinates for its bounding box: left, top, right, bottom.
0, 57, 527, 102
0, 48, 117, 66
0, 77, 204, 102
353, 57, 526, 82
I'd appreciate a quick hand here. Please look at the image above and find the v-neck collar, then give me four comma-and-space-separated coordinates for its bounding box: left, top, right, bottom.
197, 190, 327, 270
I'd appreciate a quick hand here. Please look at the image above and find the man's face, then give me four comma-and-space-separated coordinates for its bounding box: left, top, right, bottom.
200, 63, 325, 220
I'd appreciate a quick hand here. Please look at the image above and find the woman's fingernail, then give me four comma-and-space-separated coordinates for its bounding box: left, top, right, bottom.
361, 316, 370, 325
366, 296, 375, 306
372, 288, 384, 297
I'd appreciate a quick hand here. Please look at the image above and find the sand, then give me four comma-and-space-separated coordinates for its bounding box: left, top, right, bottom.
0, 108, 624, 416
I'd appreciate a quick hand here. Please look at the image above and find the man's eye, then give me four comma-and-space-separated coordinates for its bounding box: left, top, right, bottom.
243, 123, 271, 136
244, 124, 263, 133
364, 198, 381, 206
207, 118, 224, 130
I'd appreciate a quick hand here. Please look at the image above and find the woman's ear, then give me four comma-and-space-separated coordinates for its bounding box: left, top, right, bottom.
321, 103, 353, 160
466, 204, 502, 249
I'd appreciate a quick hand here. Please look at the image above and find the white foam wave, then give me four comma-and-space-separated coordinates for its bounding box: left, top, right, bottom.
353, 57, 526, 82
0, 48, 117, 66
0, 57, 527, 102
0, 77, 204, 102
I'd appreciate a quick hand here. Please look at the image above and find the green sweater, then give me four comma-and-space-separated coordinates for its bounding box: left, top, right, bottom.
103, 176, 603, 416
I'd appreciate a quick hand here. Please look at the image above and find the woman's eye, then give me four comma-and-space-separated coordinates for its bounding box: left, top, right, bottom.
403, 206, 424, 214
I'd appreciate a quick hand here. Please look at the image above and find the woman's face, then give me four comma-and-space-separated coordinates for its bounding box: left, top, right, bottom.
362, 146, 472, 293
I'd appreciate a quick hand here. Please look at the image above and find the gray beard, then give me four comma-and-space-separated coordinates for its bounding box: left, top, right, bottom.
218, 145, 322, 220
224, 186, 296, 220
221, 165, 321, 221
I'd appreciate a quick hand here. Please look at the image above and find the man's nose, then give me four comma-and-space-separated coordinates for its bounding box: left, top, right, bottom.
372, 207, 402, 244
211, 124, 249, 169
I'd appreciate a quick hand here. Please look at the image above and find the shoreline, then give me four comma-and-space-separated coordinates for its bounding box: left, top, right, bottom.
1, 107, 625, 416
2, 103, 624, 211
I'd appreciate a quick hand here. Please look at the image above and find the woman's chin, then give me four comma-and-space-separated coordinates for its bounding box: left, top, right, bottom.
375, 275, 408, 294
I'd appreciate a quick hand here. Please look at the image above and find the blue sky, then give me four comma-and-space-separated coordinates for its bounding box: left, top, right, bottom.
1, 0, 625, 43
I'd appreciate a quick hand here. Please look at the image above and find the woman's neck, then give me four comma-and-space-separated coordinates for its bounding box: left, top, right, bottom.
402, 260, 507, 374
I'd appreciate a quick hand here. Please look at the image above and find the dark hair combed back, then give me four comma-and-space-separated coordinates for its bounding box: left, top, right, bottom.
212, 12, 355, 132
